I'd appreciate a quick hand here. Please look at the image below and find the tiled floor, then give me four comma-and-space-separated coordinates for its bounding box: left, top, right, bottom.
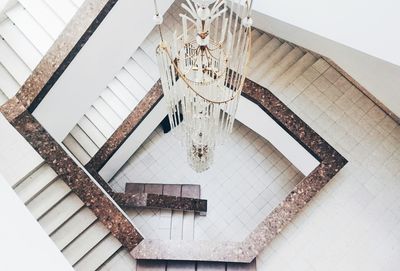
111, 121, 304, 242
255, 60, 400, 271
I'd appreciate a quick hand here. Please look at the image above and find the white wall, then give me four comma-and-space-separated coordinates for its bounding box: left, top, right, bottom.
251, 0, 400, 117
236, 98, 319, 176
33, 0, 173, 142
0, 174, 74, 271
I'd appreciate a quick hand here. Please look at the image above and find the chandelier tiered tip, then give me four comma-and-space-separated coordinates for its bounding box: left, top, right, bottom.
154, 0, 253, 172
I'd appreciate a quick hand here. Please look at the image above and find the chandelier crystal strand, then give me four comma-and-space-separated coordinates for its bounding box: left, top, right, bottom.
154, 0, 253, 172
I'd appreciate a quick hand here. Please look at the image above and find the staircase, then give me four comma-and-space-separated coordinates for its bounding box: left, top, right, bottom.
0, 114, 136, 271
0, 0, 84, 105
247, 30, 318, 92
62, 1, 184, 165
10, 161, 137, 270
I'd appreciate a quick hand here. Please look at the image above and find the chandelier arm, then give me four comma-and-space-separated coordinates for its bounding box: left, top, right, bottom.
157, 30, 252, 104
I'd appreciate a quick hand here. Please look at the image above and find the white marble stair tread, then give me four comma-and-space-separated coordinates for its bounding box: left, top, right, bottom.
140, 38, 157, 64
249, 37, 281, 70
63, 134, 91, 164
98, 248, 137, 271
0, 63, 20, 98
115, 68, 146, 101
73, 234, 122, 271
93, 98, 123, 130
261, 47, 304, 86
250, 34, 272, 58
6, 5, 53, 55
78, 116, 107, 148
26, 177, 71, 219
44, 0, 77, 23
271, 52, 317, 91
14, 163, 57, 204
0, 38, 31, 85
251, 42, 293, 83
38, 192, 84, 234
63, 221, 110, 266
0, 22, 42, 70
101, 87, 131, 118
132, 48, 159, 81
170, 210, 184, 240
250, 29, 262, 42
18, 0, 65, 39
51, 207, 97, 251
85, 106, 115, 138
108, 78, 139, 110
70, 125, 99, 157
125, 58, 155, 90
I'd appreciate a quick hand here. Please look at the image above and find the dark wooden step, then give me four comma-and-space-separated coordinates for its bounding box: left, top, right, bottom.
125, 183, 200, 199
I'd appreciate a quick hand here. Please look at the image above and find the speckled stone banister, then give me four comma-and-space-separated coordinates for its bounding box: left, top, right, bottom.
130, 79, 347, 262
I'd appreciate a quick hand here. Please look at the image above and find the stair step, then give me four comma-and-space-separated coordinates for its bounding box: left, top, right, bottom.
0, 63, 20, 97
14, 163, 57, 204
97, 248, 137, 271
227, 260, 257, 271
0, 38, 31, 85
250, 34, 272, 57
250, 29, 261, 43
249, 37, 281, 70
18, 0, 65, 39
251, 42, 293, 82
78, 116, 107, 148
43, 0, 77, 23
63, 220, 110, 266
70, 125, 99, 157
0, 22, 42, 70
133, 48, 159, 81
261, 47, 304, 86
197, 262, 226, 271
39, 192, 84, 235
108, 78, 138, 110
137, 260, 167, 271
26, 177, 71, 219
85, 106, 115, 138
101, 87, 131, 119
6, 5, 53, 54
73, 234, 122, 271
92, 98, 123, 130
115, 68, 147, 101
125, 58, 155, 90
51, 207, 97, 250
271, 52, 317, 91
63, 134, 91, 165
167, 261, 196, 270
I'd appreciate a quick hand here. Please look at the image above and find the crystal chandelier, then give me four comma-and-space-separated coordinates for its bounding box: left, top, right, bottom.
153, 0, 253, 172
